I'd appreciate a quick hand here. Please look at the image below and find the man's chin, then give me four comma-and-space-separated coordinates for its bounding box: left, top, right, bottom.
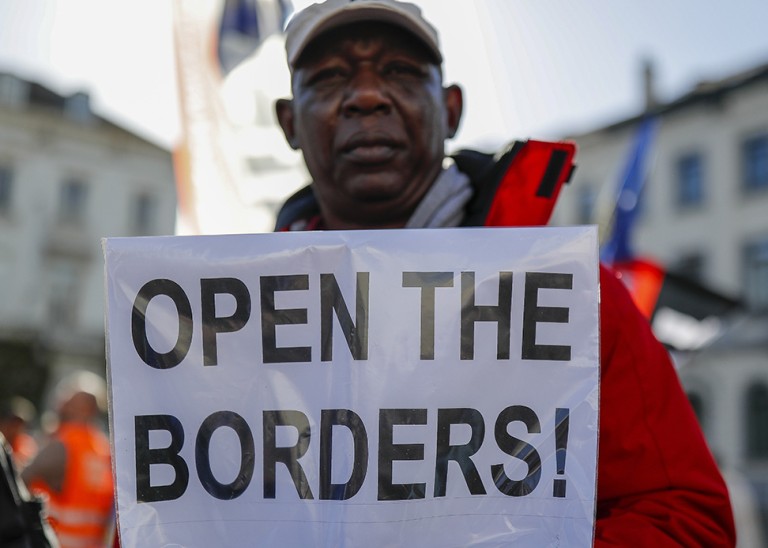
344, 175, 410, 203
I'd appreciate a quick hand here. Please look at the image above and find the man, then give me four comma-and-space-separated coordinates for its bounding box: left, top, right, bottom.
22, 373, 114, 548
273, 0, 736, 545
0, 397, 39, 470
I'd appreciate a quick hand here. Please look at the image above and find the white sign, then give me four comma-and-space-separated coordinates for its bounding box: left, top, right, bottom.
104, 227, 600, 547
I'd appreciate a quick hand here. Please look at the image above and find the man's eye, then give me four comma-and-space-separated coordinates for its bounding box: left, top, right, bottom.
384, 63, 423, 77
309, 67, 347, 84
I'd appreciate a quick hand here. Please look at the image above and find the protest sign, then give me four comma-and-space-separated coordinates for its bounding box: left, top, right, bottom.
104, 227, 600, 547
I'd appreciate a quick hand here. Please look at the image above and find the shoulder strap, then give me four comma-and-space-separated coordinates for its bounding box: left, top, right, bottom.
275, 139, 577, 230
457, 140, 577, 227
274, 185, 319, 231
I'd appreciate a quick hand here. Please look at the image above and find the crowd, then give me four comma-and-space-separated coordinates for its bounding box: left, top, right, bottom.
1, 372, 114, 548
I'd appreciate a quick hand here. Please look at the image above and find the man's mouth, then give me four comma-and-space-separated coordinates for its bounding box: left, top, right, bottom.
341, 134, 401, 164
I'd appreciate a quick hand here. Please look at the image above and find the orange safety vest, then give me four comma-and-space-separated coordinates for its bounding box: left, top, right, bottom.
10, 431, 38, 469
31, 423, 114, 548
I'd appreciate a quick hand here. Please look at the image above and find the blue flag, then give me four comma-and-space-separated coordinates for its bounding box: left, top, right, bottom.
600, 116, 659, 264
218, 0, 293, 75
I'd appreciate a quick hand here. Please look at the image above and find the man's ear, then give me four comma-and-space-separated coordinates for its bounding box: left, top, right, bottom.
444, 84, 464, 139
275, 98, 299, 150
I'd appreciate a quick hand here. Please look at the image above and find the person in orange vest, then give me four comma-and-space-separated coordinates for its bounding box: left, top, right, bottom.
22, 372, 114, 548
0, 396, 39, 470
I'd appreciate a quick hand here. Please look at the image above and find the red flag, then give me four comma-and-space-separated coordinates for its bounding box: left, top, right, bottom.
610, 258, 666, 319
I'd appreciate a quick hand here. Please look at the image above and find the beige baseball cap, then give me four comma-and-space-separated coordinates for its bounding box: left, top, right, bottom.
285, 0, 442, 71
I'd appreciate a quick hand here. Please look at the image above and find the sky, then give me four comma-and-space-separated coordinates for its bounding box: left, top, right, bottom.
0, 0, 767, 152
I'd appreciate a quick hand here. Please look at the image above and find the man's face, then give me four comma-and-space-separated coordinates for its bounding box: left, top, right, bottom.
277, 22, 462, 229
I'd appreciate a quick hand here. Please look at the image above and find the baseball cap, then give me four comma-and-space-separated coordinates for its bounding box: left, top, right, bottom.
285, 0, 442, 71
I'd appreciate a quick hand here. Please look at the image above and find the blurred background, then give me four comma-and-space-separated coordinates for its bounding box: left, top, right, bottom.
0, 0, 767, 545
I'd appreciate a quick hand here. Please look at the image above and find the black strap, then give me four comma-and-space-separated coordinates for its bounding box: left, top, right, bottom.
274, 185, 319, 231
456, 141, 526, 227
536, 148, 569, 198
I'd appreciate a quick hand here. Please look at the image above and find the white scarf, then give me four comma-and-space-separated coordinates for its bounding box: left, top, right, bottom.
405, 162, 473, 229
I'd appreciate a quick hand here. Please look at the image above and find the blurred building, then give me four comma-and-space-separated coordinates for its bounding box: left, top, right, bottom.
0, 71, 176, 406
552, 60, 768, 541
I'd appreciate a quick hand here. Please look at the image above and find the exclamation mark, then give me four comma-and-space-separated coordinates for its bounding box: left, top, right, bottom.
553, 408, 569, 498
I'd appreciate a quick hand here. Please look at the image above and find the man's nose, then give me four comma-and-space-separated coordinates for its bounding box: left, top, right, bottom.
341, 70, 392, 117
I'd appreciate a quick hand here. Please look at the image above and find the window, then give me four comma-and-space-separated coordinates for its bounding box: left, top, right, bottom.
132, 193, 155, 235
59, 178, 88, 223
0, 74, 27, 107
47, 260, 80, 327
743, 134, 768, 191
673, 252, 705, 283
687, 391, 705, 428
676, 153, 705, 207
577, 186, 597, 225
746, 382, 768, 459
0, 165, 12, 214
744, 238, 768, 311
64, 92, 92, 123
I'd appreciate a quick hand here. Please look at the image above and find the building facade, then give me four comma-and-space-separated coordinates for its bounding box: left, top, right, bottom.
0, 72, 176, 406
553, 62, 768, 310
551, 61, 768, 539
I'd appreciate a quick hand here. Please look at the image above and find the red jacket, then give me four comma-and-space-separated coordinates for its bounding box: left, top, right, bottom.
276, 140, 736, 546
595, 265, 734, 545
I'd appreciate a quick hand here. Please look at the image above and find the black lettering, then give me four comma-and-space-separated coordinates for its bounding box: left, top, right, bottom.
553, 407, 570, 498
201, 278, 251, 366
132, 279, 193, 369
263, 410, 314, 499
491, 405, 542, 497
402, 272, 454, 360
319, 409, 368, 500
260, 275, 312, 363
460, 272, 513, 360
320, 273, 369, 361
522, 272, 572, 361
195, 411, 254, 500
135, 414, 189, 502
378, 409, 427, 501
434, 408, 486, 497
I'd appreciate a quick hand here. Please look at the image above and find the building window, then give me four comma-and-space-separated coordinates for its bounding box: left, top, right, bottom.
743, 134, 768, 191
577, 185, 597, 225
746, 382, 768, 459
0, 165, 12, 215
673, 252, 705, 283
0, 74, 27, 107
132, 193, 155, 235
676, 153, 705, 207
744, 238, 768, 311
687, 391, 705, 428
59, 178, 88, 223
47, 260, 80, 327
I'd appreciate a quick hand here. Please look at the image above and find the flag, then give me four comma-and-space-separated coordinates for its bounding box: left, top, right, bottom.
600, 116, 742, 349
611, 257, 666, 319
599, 116, 665, 318
173, 0, 307, 235
600, 116, 658, 265
218, 0, 263, 75
218, 0, 292, 75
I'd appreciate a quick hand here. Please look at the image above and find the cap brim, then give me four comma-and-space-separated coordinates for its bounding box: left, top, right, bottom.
289, 5, 442, 68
